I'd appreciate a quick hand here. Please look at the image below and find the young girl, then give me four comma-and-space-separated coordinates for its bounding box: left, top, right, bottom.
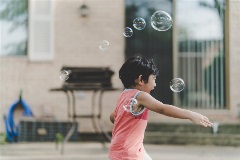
108, 56, 213, 160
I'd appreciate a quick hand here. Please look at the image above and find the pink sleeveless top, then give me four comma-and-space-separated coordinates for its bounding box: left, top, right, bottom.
108, 89, 148, 160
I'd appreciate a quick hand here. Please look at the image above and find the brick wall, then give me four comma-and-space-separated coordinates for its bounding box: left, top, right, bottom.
229, 0, 240, 118
0, 0, 124, 132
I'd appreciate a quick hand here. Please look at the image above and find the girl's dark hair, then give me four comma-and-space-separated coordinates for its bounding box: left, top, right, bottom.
119, 56, 159, 88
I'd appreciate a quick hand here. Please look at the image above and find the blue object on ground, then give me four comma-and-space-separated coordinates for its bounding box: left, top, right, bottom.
5, 97, 33, 142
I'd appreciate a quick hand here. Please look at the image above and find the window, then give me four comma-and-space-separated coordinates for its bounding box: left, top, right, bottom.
174, 0, 226, 109
0, 0, 54, 61
125, 0, 227, 108
0, 0, 28, 56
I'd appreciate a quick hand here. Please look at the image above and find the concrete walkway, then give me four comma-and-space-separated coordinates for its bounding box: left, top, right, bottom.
0, 142, 239, 160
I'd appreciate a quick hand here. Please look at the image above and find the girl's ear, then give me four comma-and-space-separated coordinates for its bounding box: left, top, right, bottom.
136, 75, 144, 85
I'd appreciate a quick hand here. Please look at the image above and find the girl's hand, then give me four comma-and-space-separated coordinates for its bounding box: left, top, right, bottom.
189, 111, 213, 127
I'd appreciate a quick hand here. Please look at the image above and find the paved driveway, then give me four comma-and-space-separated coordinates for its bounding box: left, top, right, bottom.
0, 142, 239, 160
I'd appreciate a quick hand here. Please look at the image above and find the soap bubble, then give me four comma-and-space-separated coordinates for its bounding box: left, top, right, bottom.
170, 78, 185, 92
133, 17, 146, 30
151, 10, 172, 31
122, 98, 138, 113
59, 70, 69, 81
123, 27, 133, 37
99, 40, 110, 51
122, 98, 146, 116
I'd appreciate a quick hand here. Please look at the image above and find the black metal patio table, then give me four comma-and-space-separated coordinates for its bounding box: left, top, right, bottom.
50, 67, 119, 154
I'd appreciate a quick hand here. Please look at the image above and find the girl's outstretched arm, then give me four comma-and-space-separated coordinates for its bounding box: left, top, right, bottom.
137, 92, 213, 127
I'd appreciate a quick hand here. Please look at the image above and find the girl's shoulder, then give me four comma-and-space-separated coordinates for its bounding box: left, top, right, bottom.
117, 89, 141, 104
123, 88, 141, 93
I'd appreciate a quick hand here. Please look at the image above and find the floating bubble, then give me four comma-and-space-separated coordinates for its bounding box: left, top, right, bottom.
99, 40, 110, 51
133, 17, 146, 30
151, 10, 172, 31
122, 98, 138, 113
123, 27, 133, 37
212, 122, 219, 134
122, 98, 146, 116
59, 70, 69, 81
170, 78, 185, 92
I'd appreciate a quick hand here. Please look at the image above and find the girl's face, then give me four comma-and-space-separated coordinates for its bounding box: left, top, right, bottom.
143, 74, 156, 93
